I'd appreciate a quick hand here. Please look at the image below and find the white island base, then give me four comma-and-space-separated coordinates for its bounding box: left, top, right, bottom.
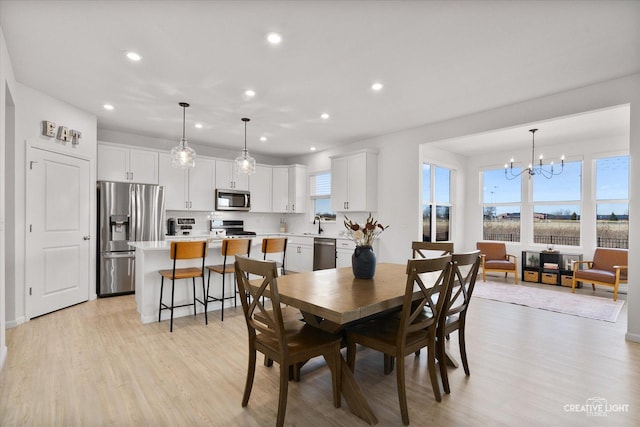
131, 239, 264, 324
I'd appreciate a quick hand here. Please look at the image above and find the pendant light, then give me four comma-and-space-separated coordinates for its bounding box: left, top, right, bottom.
234, 117, 256, 175
171, 102, 196, 168
504, 129, 564, 180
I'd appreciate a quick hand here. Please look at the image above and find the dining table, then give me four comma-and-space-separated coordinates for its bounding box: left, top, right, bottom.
249, 262, 446, 425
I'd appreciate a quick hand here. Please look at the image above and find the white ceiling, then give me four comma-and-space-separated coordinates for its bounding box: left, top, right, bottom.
1, 1, 639, 158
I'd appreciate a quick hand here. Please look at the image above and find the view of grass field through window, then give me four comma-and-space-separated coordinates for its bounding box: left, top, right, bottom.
481, 156, 629, 248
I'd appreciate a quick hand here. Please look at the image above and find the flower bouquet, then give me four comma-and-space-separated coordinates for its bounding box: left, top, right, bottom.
343, 213, 389, 247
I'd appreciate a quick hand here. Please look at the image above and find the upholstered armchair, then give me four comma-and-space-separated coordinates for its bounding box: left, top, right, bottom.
476, 242, 518, 284
572, 248, 628, 301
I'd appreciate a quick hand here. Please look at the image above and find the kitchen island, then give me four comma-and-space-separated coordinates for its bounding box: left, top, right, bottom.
129, 233, 356, 324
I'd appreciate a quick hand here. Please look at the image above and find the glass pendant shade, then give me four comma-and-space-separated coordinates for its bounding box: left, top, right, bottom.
234, 149, 256, 175
234, 117, 256, 175
171, 102, 196, 168
171, 138, 196, 168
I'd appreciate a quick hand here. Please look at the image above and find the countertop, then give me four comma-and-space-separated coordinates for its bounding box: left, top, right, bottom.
129, 232, 356, 251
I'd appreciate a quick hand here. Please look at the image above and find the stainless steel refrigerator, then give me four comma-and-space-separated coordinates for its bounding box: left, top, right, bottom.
97, 181, 165, 297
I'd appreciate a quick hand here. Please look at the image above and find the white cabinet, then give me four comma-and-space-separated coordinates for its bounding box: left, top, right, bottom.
336, 239, 355, 269
272, 166, 289, 213
215, 159, 249, 191
98, 144, 159, 184
288, 165, 307, 213
159, 153, 215, 210
287, 236, 314, 273
331, 151, 377, 212
250, 165, 273, 212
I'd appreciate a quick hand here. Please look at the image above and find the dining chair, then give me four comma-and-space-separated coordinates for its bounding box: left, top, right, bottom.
262, 237, 288, 275
234, 256, 342, 427
206, 238, 251, 321
476, 241, 518, 283
346, 255, 454, 426
438, 250, 481, 394
157, 240, 208, 332
411, 241, 454, 258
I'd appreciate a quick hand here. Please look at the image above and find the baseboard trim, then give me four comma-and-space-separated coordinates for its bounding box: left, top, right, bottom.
0, 345, 7, 372
625, 332, 640, 343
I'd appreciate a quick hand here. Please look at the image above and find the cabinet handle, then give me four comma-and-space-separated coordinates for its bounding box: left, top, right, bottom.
130, 172, 133, 181
346, 201, 349, 210
291, 204, 295, 212
185, 201, 189, 209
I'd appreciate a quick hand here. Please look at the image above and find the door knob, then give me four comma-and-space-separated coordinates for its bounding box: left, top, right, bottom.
83, 235, 91, 240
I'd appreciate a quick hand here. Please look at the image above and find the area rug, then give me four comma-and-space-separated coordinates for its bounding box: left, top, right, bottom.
472, 280, 625, 322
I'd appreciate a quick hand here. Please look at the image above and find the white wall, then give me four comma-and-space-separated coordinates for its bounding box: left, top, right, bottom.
0, 23, 17, 371
291, 73, 640, 342
5, 83, 97, 328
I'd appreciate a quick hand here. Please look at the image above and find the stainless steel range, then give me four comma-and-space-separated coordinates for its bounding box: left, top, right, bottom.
210, 219, 256, 238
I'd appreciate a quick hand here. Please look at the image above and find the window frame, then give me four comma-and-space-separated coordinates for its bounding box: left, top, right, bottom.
422, 163, 453, 242
309, 170, 335, 222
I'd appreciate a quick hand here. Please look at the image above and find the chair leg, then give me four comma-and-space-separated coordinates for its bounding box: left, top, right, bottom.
221, 271, 225, 321
242, 348, 257, 407
459, 325, 470, 376
276, 358, 290, 427
384, 354, 394, 375
192, 278, 197, 317
346, 339, 357, 371
438, 337, 450, 395
330, 348, 341, 408
202, 276, 208, 325
170, 280, 176, 332
396, 352, 409, 426
428, 339, 442, 402
158, 277, 164, 323
613, 283, 619, 302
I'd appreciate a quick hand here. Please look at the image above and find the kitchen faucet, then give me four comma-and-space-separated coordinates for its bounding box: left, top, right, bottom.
313, 215, 324, 235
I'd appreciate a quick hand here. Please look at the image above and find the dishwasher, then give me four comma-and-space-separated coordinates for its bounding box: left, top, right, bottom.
313, 237, 336, 271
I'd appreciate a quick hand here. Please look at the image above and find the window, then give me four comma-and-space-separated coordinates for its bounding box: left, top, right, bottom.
481, 168, 521, 242
532, 161, 582, 247
595, 155, 629, 248
423, 164, 452, 241
310, 171, 335, 220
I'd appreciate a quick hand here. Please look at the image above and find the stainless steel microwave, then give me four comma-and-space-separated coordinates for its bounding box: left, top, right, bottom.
215, 189, 251, 211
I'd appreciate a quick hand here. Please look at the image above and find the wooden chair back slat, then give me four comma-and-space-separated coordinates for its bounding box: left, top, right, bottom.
170, 240, 208, 260
222, 238, 252, 256
262, 237, 287, 254
411, 241, 454, 258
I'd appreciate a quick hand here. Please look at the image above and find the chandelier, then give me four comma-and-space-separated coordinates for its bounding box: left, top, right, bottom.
171, 102, 196, 168
234, 117, 256, 175
504, 129, 564, 180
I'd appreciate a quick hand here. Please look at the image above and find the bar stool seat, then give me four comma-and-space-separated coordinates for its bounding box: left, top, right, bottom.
158, 240, 208, 332
206, 238, 252, 321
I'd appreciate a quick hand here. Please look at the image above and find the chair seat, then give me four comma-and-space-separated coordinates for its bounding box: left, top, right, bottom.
484, 260, 515, 270
254, 306, 302, 325
575, 269, 616, 284
159, 267, 204, 280
256, 324, 341, 360
348, 317, 434, 353
207, 264, 234, 274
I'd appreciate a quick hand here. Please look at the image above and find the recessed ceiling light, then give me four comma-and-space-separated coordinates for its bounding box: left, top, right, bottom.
260, 136, 267, 142
125, 51, 142, 61
194, 123, 203, 129
310, 146, 317, 151
245, 89, 256, 97
371, 82, 384, 91
103, 104, 114, 111
266, 32, 282, 44
321, 113, 330, 120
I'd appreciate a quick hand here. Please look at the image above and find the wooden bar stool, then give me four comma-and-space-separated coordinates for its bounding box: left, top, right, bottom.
261, 237, 288, 275
158, 240, 208, 332
206, 238, 252, 321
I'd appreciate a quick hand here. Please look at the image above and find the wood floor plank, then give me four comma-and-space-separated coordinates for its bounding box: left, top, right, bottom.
1, 279, 639, 426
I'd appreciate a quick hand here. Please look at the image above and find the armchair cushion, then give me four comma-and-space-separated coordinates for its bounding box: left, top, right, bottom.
592, 248, 628, 281
477, 242, 507, 261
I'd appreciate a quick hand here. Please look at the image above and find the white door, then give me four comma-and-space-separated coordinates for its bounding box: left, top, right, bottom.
26, 147, 91, 318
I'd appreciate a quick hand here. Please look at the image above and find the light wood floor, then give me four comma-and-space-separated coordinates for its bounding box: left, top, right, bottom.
1, 277, 639, 427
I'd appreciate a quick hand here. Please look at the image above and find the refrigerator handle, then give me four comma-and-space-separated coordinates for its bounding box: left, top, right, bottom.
130, 185, 137, 242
